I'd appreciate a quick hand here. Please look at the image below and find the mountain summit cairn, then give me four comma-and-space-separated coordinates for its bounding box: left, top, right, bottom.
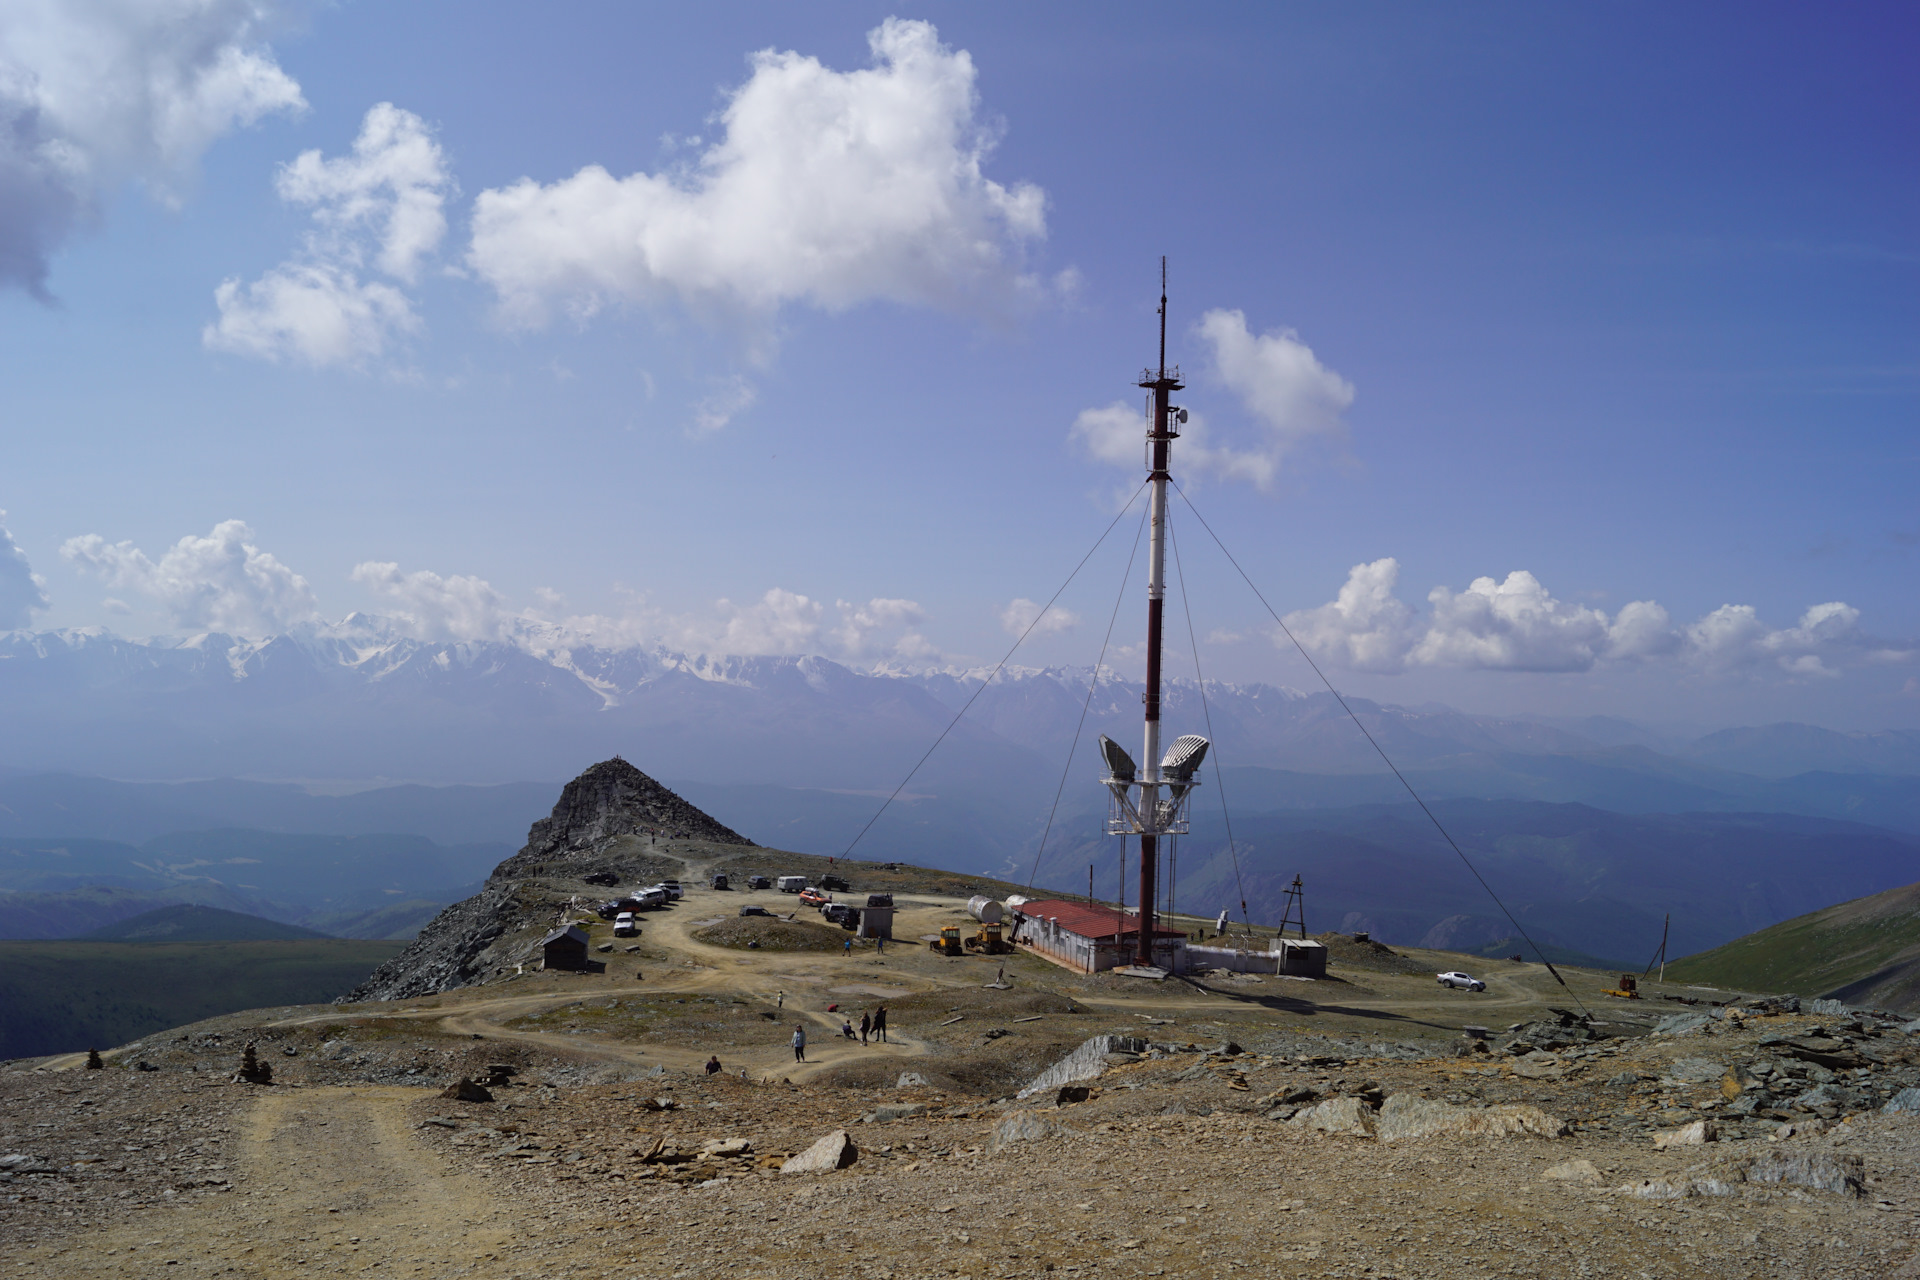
506, 758, 753, 871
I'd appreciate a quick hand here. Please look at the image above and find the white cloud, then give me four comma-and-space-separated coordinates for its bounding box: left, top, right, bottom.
1685, 600, 1862, 678
62, 519, 318, 634
1071, 309, 1354, 488
692, 375, 757, 435
350, 561, 511, 643
0, 509, 50, 628
670, 588, 825, 657
1286, 558, 1870, 679
205, 103, 451, 366
833, 596, 926, 657
206, 264, 419, 366
1411, 570, 1614, 673
0, 0, 305, 298
999, 597, 1078, 638
1281, 557, 1416, 673
467, 18, 1045, 331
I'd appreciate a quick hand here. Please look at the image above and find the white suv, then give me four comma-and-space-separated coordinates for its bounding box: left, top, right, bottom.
1437, 971, 1486, 992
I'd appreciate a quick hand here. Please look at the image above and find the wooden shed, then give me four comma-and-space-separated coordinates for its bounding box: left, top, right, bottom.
541, 924, 590, 971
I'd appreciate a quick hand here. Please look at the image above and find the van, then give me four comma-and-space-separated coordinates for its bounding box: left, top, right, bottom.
776, 876, 808, 893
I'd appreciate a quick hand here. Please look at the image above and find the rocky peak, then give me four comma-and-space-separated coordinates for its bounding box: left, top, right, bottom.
503, 757, 752, 871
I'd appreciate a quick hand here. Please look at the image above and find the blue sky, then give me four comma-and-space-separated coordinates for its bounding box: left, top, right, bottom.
0, 1, 1914, 731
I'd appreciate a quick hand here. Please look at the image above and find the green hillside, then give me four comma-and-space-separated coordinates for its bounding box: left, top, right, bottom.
79, 904, 332, 942
0, 939, 407, 1060
1663, 879, 1920, 1012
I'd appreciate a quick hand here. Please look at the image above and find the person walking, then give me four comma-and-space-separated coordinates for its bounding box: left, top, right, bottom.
859, 1011, 871, 1045
791, 1023, 807, 1062
873, 1005, 889, 1044
844, 937, 852, 955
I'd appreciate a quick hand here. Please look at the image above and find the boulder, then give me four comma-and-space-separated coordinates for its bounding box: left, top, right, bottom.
440, 1079, 493, 1103
1543, 1158, 1602, 1185
990, 1111, 1067, 1152
781, 1130, 859, 1174
1653, 1013, 1712, 1037
1015, 1035, 1149, 1099
1289, 1096, 1377, 1138
1881, 1087, 1920, 1114
896, 1072, 932, 1089
1662, 1057, 1725, 1084
1769, 1119, 1828, 1141
1512, 1051, 1566, 1080
1735, 1149, 1864, 1198
1652, 1120, 1717, 1149
699, 1138, 752, 1158
1055, 1085, 1092, 1106
1373, 1094, 1570, 1143
862, 1104, 928, 1124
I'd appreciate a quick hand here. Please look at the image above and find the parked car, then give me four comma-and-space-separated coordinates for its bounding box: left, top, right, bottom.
820, 874, 850, 892
822, 903, 858, 927
596, 901, 622, 920
635, 887, 670, 909
798, 887, 832, 908
709, 873, 730, 890
1437, 971, 1486, 992
746, 875, 772, 890
739, 905, 773, 918
865, 893, 894, 909
657, 881, 684, 901
612, 912, 638, 937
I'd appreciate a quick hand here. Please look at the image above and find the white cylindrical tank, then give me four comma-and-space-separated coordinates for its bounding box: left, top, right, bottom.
1005, 894, 1031, 912
967, 896, 1005, 924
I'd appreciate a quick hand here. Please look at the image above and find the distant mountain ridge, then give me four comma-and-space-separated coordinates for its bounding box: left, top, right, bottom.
4, 620, 1913, 788
81, 904, 331, 942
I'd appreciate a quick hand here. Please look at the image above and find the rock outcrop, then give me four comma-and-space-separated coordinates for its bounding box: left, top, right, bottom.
344, 759, 753, 1002
492, 757, 752, 880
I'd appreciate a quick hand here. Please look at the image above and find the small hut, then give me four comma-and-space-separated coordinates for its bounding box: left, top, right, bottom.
541, 924, 590, 971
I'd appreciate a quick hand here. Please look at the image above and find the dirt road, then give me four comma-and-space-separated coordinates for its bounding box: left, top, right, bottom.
12, 1086, 525, 1278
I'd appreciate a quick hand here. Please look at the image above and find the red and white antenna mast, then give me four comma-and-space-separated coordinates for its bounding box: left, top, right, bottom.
1099, 259, 1207, 969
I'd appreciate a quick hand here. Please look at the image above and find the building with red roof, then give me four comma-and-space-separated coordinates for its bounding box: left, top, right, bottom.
1007, 898, 1188, 975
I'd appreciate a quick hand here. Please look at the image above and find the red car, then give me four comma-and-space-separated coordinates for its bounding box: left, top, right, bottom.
798, 888, 833, 908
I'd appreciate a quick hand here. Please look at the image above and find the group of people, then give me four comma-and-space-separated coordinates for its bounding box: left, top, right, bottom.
791, 1005, 888, 1061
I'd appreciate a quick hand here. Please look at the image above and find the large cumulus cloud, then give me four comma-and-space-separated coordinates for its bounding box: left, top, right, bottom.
1285, 558, 1880, 679
0, 0, 305, 298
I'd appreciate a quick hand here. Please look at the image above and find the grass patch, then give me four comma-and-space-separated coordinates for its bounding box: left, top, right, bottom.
691, 917, 849, 952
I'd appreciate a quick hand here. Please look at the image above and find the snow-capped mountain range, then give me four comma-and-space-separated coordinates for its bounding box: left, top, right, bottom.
3, 615, 1916, 788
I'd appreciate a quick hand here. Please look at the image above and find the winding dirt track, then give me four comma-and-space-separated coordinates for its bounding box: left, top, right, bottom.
15, 1086, 519, 1279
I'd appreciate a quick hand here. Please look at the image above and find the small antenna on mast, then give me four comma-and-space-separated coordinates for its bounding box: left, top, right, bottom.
1158, 256, 1168, 379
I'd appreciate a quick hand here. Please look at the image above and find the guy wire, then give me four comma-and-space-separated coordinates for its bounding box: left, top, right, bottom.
1171, 480, 1589, 1014
842, 480, 1150, 860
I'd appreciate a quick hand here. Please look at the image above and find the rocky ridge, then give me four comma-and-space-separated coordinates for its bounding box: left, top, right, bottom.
345, 760, 744, 1002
